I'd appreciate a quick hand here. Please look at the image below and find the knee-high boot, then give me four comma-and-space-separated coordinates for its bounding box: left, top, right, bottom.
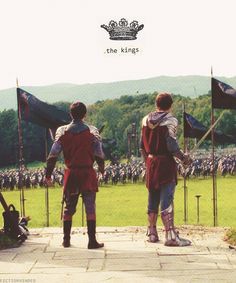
87, 220, 104, 249
161, 204, 191, 247
63, 220, 72, 248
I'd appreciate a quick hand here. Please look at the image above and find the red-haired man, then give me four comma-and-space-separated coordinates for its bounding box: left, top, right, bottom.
141, 93, 192, 246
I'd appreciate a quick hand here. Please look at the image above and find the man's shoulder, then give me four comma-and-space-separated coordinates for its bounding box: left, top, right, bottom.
142, 111, 178, 127
55, 125, 69, 141
88, 125, 102, 141
55, 123, 93, 142
160, 113, 178, 127
168, 114, 178, 125
160, 113, 178, 138
141, 114, 149, 127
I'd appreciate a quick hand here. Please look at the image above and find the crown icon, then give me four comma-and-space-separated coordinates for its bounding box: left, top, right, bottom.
101, 18, 144, 40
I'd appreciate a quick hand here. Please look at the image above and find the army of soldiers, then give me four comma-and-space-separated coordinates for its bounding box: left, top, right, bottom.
98, 161, 146, 186
0, 167, 64, 191
178, 154, 236, 178
0, 154, 235, 191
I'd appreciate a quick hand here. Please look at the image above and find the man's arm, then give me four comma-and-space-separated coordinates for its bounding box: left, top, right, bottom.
90, 126, 105, 174
45, 141, 62, 179
165, 118, 192, 166
45, 127, 64, 185
140, 135, 148, 162
140, 115, 149, 162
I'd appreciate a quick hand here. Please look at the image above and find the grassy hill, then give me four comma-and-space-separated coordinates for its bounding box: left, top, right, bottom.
1, 75, 236, 111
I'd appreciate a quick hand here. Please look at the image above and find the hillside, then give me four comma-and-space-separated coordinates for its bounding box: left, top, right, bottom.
1, 75, 236, 111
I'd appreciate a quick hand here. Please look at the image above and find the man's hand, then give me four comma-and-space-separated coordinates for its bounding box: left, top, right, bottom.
182, 154, 193, 167
95, 156, 105, 175
98, 165, 104, 175
44, 177, 54, 187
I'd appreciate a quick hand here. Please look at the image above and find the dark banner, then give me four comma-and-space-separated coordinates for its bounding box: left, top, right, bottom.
184, 112, 235, 144
212, 78, 236, 110
17, 88, 71, 129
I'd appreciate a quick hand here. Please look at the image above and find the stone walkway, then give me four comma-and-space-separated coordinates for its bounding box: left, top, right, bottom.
0, 226, 236, 283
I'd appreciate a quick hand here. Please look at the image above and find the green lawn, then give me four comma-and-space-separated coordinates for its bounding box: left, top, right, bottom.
0, 176, 235, 228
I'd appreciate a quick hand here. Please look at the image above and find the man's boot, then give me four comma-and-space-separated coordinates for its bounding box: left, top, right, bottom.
63, 220, 72, 248
161, 204, 191, 247
147, 212, 159, 243
87, 220, 104, 249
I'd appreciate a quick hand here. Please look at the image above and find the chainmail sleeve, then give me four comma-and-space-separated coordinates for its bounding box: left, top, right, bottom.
140, 115, 149, 161
89, 125, 105, 174
45, 126, 65, 178
164, 116, 185, 161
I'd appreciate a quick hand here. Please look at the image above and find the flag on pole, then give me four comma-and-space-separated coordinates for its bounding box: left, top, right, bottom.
17, 88, 71, 130
184, 112, 235, 144
212, 78, 236, 110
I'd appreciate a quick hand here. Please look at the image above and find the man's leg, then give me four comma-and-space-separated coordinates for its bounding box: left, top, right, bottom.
82, 192, 104, 249
62, 192, 80, 247
160, 183, 191, 246
147, 190, 160, 243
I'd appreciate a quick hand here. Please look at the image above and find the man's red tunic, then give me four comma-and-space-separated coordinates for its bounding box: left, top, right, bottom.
59, 129, 98, 194
141, 117, 177, 191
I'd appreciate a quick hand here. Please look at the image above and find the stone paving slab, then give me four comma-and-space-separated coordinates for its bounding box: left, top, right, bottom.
0, 226, 236, 282
106, 250, 157, 259
54, 249, 105, 259
0, 261, 36, 274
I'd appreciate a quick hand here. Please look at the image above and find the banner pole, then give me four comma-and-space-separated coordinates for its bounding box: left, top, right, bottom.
211, 72, 218, 227
81, 196, 84, 227
45, 183, 49, 227
211, 105, 217, 227
16, 79, 26, 217
183, 103, 188, 224
45, 128, 49, 227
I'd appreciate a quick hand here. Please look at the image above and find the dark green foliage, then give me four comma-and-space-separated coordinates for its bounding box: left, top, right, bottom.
0, 110, 18, 167
0, 111, 50, 167
86, 92, 236, 157
0, 93, 235, 167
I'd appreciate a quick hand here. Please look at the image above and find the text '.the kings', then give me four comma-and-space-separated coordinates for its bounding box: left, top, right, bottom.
105, 47, 140, 55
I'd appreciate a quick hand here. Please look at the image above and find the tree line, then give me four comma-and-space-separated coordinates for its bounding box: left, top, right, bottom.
0, 92, 235, 167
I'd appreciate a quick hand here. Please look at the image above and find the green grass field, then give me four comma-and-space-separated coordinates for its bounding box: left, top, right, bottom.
0, 176, 235, 228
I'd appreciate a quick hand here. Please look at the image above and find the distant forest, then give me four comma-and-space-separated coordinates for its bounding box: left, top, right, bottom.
0, 92, 235, 167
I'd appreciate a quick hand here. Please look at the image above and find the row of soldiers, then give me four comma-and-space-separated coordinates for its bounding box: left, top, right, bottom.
0, 167, 64, 191
0, 161, 145, 190
178, 154, 236, 178
0, 154, 235, 190
98, 161, 146, 186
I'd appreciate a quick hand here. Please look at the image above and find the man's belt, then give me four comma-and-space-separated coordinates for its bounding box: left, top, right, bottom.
67, 165, 93, 169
